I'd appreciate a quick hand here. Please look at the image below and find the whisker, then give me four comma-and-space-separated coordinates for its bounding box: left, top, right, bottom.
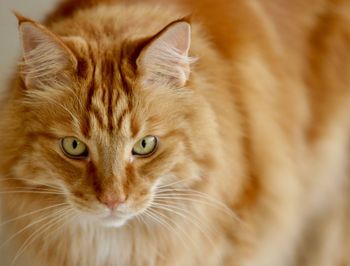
143, 209, 193, 250
61, 86, 85, 112
0, 177, 63, 191
154, 195, 235, 216
0, 187, 64, 194
155, 190, 239, 221
0, 203, 68, 227
151, 202, 216, 247
0, 191, 65, 195
142, 210, 169, 231
158, 188, 232, 209
42, 211, 78, 249
35, 97, 79, 126
146, 208, 196, 252
156, 178, 189, 189
152, 200, 220, 235
0, 207, 70, 250
11, 208, 75, 266
133, 214, 165, 259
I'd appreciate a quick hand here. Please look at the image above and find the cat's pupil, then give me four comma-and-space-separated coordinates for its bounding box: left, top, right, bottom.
141, 139, 147, 148
72, 140, 78, 149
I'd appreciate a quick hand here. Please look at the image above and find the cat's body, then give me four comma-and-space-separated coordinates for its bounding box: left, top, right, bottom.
0, 0, 349, 265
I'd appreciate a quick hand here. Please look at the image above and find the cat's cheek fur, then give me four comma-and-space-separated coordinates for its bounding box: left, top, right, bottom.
11, 144, 67, 192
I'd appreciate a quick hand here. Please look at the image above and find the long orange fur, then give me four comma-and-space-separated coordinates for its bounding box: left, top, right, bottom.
0, 0, 350, 265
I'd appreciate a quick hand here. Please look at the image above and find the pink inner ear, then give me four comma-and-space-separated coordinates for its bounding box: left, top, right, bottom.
143, 21, 191, 61
19, 22, 71, 65
161, 22, 191, 56
18, 21, 77, 89
21, 24, 44, 57
138, 21, 193, 87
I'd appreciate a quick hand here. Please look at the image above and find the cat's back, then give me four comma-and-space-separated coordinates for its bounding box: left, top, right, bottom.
44, 0, 275, 59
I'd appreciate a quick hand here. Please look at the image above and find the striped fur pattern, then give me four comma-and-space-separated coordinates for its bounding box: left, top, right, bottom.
0, 0, 350, 265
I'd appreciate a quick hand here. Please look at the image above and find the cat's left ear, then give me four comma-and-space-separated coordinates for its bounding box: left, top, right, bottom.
15, 12, 77, 89
137, 20, 194, 88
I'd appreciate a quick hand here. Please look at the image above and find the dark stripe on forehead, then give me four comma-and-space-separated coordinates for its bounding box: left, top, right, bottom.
82, 43, 137, 135
86, 79, 95, 113
76, 57, 88, 79
102, 85, 108, 107
81, 46, 97, 138
107, 89, 114, 131
107, 78, 116, 131
117, 108, 128, 129
100, 54, 118, 132
118, 63, 130, 95
85, 45, 97, 112
91, 106, 106, 129
130, 114, 140, 138
81, 78, 94, 137
81, 115, 91, 138
118, 43, 136, 128
102, 58, 115, 85
118, 42, 134, 97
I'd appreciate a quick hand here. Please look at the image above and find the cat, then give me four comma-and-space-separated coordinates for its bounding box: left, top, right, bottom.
0, 0, 350, 265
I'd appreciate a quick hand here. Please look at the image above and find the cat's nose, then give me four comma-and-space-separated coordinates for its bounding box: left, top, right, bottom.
99, 194, 127, 210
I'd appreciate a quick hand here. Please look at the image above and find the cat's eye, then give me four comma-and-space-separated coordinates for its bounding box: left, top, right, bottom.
132, 136, 158, 157
60, 137, 88, 159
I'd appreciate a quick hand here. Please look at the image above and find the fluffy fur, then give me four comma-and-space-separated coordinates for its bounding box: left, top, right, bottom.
0, 0, 350, 265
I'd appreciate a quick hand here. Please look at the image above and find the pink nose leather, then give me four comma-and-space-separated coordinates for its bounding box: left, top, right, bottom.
99, 194, 127, 210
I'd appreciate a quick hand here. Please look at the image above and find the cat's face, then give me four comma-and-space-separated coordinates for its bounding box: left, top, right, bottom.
21, 80, 195, 228
11, 16, 213, 227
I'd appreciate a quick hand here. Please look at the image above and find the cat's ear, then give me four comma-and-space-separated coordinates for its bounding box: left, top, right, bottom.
15, 12, 77, 89
137, 20, 195, 88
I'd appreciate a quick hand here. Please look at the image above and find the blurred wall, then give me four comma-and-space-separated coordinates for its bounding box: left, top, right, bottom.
0, 0, 59, 91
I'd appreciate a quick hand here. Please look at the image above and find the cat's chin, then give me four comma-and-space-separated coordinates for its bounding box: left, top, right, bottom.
99, 216, 128, 228
101, 220, 127, 228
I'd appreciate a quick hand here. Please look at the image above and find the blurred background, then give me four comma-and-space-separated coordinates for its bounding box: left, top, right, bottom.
0, 0, 59, 90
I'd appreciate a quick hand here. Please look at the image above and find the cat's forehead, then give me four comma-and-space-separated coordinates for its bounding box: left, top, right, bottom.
78, 82, 137, 140
63, 36, 183, 143
71, 40, 140, 138
74, 40, 126, 87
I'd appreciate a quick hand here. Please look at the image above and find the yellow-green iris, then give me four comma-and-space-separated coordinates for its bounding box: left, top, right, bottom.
132, 136, 158, 157
60, 137, 88, 158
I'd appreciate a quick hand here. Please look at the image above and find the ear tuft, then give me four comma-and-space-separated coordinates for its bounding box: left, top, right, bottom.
16, 15, 76, 89
137, 21, 196, 88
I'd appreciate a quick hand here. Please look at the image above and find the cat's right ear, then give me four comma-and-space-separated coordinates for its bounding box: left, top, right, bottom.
15, 12, 77, 89
136, 19, 195, 88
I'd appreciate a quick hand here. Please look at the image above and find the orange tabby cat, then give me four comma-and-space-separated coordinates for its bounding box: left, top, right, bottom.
0, 0, 350, 265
